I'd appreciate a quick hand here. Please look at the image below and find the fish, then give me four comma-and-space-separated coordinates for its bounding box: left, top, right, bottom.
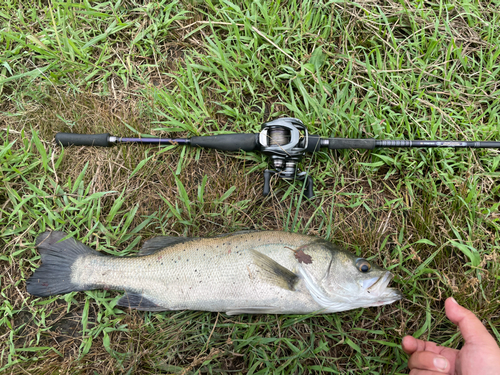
26, 230, 402, 315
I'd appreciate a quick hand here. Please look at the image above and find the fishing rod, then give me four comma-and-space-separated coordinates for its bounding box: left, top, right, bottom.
55, 118, 500, 198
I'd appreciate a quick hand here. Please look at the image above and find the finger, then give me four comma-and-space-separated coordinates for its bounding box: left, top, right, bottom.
402, 336, 447, 355
409, 370, 450, 375
402, 336, 418, 354
408, 351, 450, 373
445, 297, 498, 347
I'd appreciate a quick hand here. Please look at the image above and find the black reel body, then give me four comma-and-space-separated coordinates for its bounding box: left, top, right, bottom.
259, 118, 314, 198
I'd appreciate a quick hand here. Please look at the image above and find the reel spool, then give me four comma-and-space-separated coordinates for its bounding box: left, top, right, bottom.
259, 118, 315, 198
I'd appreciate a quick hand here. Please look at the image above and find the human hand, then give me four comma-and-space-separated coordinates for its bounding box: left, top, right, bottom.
402, 297, 500, 374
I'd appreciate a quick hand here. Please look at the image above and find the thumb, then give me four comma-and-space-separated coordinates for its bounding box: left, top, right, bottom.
445, 297, 498, 347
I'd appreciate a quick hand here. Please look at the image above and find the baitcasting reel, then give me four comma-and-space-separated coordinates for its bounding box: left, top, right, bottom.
259, 118, 318, 199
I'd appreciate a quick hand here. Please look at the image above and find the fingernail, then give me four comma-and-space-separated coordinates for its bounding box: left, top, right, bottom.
434, 357, 448, 371
449, 297, 458, 304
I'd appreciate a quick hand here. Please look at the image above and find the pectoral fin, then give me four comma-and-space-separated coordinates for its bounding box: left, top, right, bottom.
250, 250, 298, 291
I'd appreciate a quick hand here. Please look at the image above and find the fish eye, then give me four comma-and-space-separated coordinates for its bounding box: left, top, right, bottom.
356, 259, 371, 273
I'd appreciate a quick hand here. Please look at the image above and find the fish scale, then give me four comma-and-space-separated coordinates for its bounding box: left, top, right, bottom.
27, 231, 402, 314
71, 232, 320, 313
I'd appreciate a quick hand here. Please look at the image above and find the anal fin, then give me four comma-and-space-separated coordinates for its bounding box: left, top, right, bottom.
117, 293, 169, 312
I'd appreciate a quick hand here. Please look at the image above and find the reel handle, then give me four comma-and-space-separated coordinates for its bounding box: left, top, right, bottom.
262, 170, 314, 199
263, 170, 272, 196
304, 176, 314, 199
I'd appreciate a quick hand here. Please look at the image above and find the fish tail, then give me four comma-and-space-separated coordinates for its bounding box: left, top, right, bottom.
26, 231, 104, 297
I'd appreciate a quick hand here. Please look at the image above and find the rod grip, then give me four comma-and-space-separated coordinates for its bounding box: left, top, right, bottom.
328, 138, 376, 149
475, 141, 500, 148
305, 135, 322, 153
55, 133, 111, 147
190, 133, 259, 151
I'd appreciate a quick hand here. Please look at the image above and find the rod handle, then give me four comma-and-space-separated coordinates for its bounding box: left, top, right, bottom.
328, 138, 376, 149
190, 133, 259, 152
55, 133, 111, 147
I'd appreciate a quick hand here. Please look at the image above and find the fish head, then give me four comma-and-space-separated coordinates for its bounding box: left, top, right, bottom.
298, 243, 402, 312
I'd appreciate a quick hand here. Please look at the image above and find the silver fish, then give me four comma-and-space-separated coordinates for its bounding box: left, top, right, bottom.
26, 231, 402, 314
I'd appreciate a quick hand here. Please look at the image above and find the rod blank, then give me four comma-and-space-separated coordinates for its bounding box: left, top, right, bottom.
374, 140, 500, 148
113, 137, 190, 145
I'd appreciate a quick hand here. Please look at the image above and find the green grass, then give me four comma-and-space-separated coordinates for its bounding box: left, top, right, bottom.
1, 0, 499, 373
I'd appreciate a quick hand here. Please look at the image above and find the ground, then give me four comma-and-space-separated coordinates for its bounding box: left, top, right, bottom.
0, 0, 499, 374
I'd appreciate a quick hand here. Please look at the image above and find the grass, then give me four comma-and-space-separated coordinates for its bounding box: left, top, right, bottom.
1, 0, 499, 373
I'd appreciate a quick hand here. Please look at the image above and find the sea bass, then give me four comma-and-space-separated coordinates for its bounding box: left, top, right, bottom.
26, 231, 402, 315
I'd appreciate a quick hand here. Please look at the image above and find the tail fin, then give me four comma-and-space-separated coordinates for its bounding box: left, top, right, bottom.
26, 231, 103, 297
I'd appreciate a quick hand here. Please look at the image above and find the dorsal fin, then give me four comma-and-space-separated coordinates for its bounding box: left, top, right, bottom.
138, 236, 199, 256
138, 231, 260, 256
216, 230, 261, 238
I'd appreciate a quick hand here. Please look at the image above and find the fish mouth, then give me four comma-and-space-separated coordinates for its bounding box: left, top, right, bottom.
362, 272, 402, 301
